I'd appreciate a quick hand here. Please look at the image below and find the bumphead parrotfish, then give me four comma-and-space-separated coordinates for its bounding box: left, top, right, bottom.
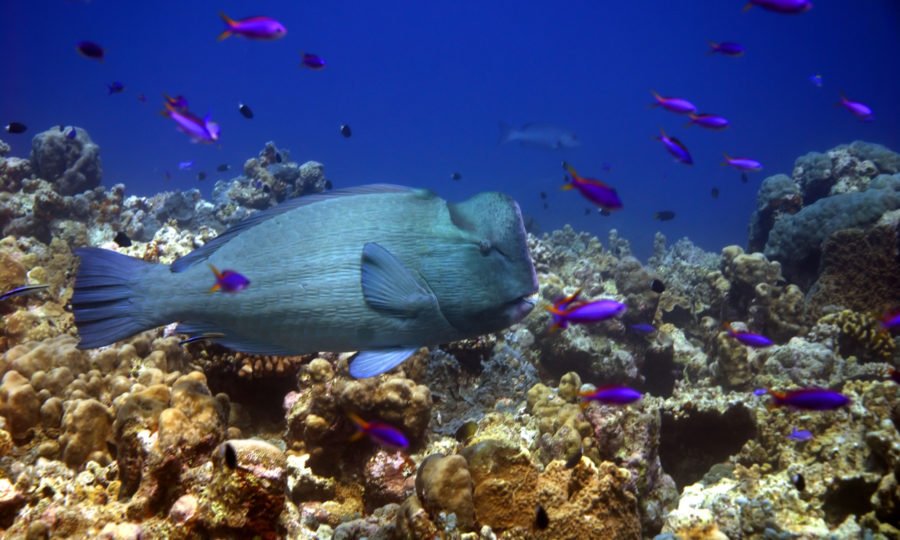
72, 185, 538, 378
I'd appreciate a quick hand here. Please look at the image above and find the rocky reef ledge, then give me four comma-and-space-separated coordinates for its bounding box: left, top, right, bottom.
0, 132, 898, 539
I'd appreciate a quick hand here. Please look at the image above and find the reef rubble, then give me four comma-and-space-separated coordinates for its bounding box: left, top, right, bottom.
0, 133, 898, 538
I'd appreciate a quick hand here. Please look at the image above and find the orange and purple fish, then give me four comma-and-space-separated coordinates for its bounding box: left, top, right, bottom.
162, 101, 220, 144
837, 93, 874, 122
208, 264, 250, 293
348, 413, 409, 449
725, 323, 773, 347
723, 153, 762, 172
708, 41, 745, 56
300, 53, 326, 70
650, 91, 696, 114
546, 298, 626, 331
744, 0, 812, 14
687, 113, 730, 130
561, 163, 622, 211
881, 309, 900, 330
754, 388, 850, 410
656, 129, 693, 165
218, 12, 287, 41
580, 385, 642, 405
164, 94, 189, 112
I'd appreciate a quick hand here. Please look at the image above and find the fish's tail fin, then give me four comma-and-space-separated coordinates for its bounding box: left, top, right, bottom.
721, 152, 731, 166
72, 248, 169, 349
685, 114, 697, 127
707, 41, 718, 54
498, 121, 515, 145
218, 12, 235, 41
742, 2, 754, 12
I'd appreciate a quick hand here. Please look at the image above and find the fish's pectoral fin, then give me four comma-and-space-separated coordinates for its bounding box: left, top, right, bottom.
349, 347, 420, 378
361, 242, 437, 318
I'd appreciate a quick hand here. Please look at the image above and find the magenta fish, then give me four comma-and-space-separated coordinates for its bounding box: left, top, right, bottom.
650, 91, 696, 114
754, 388, 849, 411
348, 413, 409, 449
546, 298, 626, 330
218, 12, 287, 41
723, 153, 762, 172
580, 385, 642, 405
687, 113, 730, 130
656, 129, 693, 165
562, 163, 623, 211
548, 289, 583, 331
208, 264, 250, 293
163, 102, 220, 144
881, 309, 900, 330
744, 0, 812, 14
300, 53, 326, 70
725, 323, 773, 347
708, 41, 745, 56
837, 93, 874, 122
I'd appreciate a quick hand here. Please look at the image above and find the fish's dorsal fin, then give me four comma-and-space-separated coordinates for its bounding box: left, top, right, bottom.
349, 347, 420, 378
171, 184, 413, 272
360, 242, 437, 317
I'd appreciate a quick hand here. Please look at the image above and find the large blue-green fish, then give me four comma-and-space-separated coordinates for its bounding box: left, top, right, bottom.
72, 185, 538, 378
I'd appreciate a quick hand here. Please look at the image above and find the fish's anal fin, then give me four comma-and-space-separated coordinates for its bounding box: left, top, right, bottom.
361, 242, 436, 318
349, 347, 419, 378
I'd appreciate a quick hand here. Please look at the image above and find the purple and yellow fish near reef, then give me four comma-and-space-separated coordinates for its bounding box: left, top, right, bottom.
687, 113, 730, 130
708, 41, 745, 56
650, 91, 696, 114
838, 93, 874, 122
546, 297, 626, 331
787, 428, 813, 442
300, 53, 327, 70
656, 128, 693, 165
348, 413, 409, 449
744, 0, 812, 14
723, 153, 763, 172
162, 99, 220, 144
754, 388, 850, 411
208, 264, 250, 293
725, 322, 773, 347
561, 163, 623, 211
580, 385, 642, 405
218, 13, 287, 41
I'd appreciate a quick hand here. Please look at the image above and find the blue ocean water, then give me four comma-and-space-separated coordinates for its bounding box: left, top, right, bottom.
2, 1, 898, 258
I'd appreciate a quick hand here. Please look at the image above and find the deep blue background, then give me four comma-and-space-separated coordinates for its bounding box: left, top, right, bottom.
2, 1, 899, 259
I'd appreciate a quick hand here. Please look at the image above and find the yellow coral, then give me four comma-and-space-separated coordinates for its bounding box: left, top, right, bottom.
818, 309, 896, 362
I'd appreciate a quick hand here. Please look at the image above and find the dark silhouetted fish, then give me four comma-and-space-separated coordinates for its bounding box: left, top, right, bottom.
450, 172, 462, 181
114, 231, 132, 247
654, 211, 676, 221
650, 279, 665, 293
238, 103, 254, 119
340, 124, 352, 138
5, 122, 27, 134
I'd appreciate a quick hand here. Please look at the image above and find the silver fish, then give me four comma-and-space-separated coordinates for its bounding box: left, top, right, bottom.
72, 185, 538, 378
498, 122, 580, 150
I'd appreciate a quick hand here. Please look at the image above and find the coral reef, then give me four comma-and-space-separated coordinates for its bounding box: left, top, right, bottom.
0, 139, 898, 539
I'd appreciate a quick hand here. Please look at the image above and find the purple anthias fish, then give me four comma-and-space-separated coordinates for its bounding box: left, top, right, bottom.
744, 0, 812, 14
723, 153, 762, 172
787, 428, 813, 441
163, 102, 220, 144
580, 385, 642, 405
349, 413, 409, 449
881, 309, 900, 330
725, 323, 773, 347
838, 94, 874, 122
651, 91, 696, 114
76, 41, 104, 61
562, 163, 623, 211
107, 81, 124, 95
546, 298, 626, 330
0, 284, 48, 302
656, 129, 693, 165
208, 264, 250, 293
630, 323, 656, 334
67, 128, 77, 140
708, 41, 745, 56
756, 388, 850, 411
301, 53, 326, 70
218, 12, 287, 41
687, 113, 730, 130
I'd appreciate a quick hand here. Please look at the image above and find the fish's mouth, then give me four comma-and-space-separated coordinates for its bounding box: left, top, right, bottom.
505, 293, 538, 324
